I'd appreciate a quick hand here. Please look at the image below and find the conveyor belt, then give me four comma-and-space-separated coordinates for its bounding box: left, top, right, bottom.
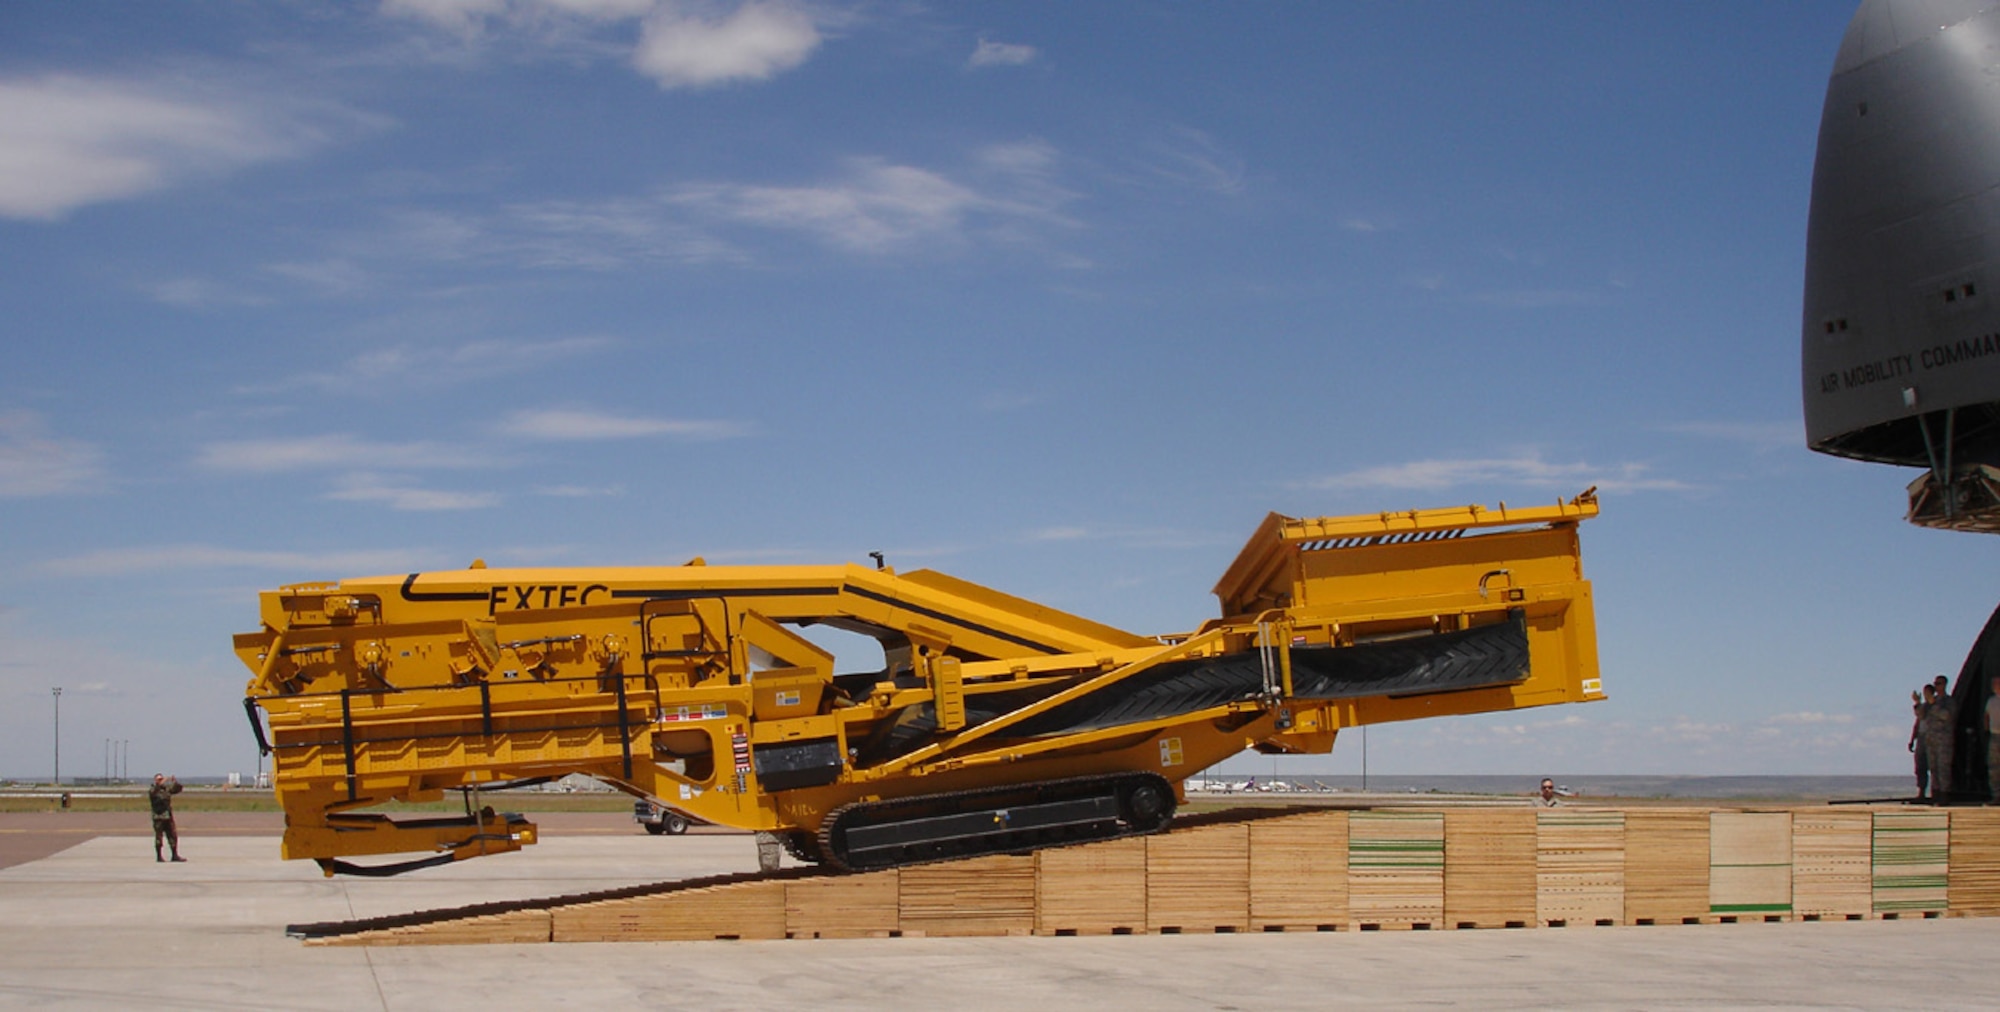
1004, 611, 1530, 738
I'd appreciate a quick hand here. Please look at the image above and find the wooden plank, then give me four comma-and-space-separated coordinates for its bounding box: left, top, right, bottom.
552, 881, 787, 942
899, 854, 1036, 937
785, 871, 900, 939
1792, 810, 1871, 919
1147, 823, 1250, 933
1710, 811, 1791, 916
1443, 808, 1536, 929
308, 909, 553, 947
1038, 837, 1147, 935
1949, 807, 2000, 916
1537, 810, 1623, 926
1623, 808, 1708, 925
1874, 810, 1949, 915
1349, 811, 1444, 928
1250, 810, 1348, 930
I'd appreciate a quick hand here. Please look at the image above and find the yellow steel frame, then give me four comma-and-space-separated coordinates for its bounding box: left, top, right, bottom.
238, 491, 1602, 871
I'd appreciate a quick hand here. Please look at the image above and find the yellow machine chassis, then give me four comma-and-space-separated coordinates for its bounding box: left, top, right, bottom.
237, 492, 1603, 874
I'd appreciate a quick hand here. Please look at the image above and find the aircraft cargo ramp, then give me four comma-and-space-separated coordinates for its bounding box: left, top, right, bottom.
289, 804, 2000, 945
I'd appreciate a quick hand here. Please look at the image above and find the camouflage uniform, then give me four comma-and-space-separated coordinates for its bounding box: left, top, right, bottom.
149, 778, 183, 862
1986, 692, 2000, 802
1922, 694, 1957, 801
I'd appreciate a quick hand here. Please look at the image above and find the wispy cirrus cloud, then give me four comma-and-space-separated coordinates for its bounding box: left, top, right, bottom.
195, 434, 488, 473
969, 39, 1037, 69
40, 544, 440, 577
499, 408, 748, 441
328, 472, 502, 511
0, 410, 105, 497
1304, 453, 1688, 494
0, 75, 373, 221
238, 336, 619, 396
1129, 126, 1245, 196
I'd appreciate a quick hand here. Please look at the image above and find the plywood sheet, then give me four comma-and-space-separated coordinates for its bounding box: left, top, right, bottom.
1249, 810, 1348, 930
1874, 810, 1949, 914
1623, 808, 1708, 924
785, 871, 900, 939
1948, 808, 2000, 916
1147, 823, 1250, 932
1792, 810, 1871, 919
1710, 811, 1791, 916
1537, 810, 1624, 925
1349, 811, 1444, 927
899, 854, 1036, 937
1443, 808, 1536, 928
1038, 837, 1147, 935
552, 881, 786, 942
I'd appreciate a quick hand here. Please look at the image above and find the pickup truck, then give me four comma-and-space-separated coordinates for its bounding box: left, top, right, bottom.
633, 799, 691, 836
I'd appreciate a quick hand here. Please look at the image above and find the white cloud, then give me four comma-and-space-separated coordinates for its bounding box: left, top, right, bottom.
40, 545, 437, 577
195, 434, 484, 473
1305, 453, 1688, 494
968, 39, 1036, 68
0, 76, 351, 221
1764, 711, 1856, 726
1143, 127, 1246, 196
381, 0, 520, 36
241, 336, 619, 395
499, 408, 747, 440
328, 472, 502, 511
671, 159, 981, 252
634, 1, 822, 89
141, 277, 275, 309
0, 411, 104, 497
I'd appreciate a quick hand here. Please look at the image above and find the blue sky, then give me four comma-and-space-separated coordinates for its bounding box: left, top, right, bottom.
1, 0, 1969, 782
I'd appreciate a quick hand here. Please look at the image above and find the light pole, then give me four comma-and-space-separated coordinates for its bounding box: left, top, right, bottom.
51, 687, 61, 787
121, 740, 128, 781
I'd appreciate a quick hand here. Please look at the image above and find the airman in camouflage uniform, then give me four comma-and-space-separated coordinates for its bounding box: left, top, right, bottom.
149, 773, 184, 862
1921, 684, 1956, 802
1986, 677, 2000, 802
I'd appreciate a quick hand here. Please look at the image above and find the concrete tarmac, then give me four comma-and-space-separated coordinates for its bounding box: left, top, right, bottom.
1, 816, 1996, 1009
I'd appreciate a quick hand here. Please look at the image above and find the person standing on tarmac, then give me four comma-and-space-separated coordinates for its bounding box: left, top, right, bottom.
1921, 683, 1957, 802
1535, 778, 1561, 807
149, 773, 184, 862
1987, 676, 2000, 803
1912, 687, 1933, 799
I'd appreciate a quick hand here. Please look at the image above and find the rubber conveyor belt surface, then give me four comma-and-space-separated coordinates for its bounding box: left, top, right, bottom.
1004, 611, 1531, 738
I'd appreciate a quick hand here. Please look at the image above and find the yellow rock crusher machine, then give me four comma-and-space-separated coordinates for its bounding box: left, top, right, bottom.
236, 491, 1604, 876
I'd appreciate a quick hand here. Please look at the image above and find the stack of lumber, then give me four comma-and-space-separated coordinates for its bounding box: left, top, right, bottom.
1709, 811, 1791, 919
1622, 808, 1709, 925
552, 880, 786, 942
1442, 808, 1536, 929
1948, 808, 2000, 916
899, 854, 1036, 936
1036, 837, 1147, 935
1146, 823, 1250, 932
1791, 810, 1871, 919
1873, 810, 1949, 916
1536, 810, 1624, 926
1348, 811, 1444, 928
784, 870, 900, 939
1249, 810, 1348, 931
312, 909, 553, 947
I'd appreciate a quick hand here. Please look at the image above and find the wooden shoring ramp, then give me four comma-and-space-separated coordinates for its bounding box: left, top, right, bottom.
296, 803, 2000, 946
